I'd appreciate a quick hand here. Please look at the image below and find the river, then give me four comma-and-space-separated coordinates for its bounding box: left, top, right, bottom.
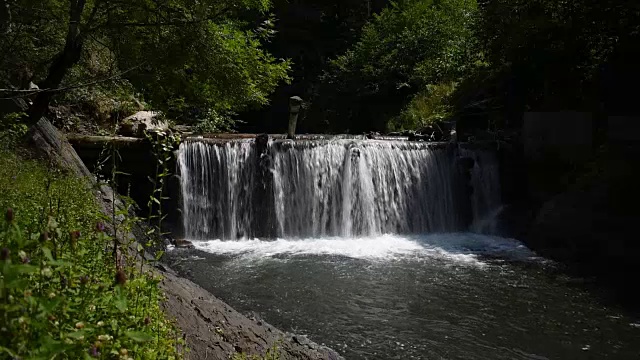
166, 233, 640, 359
170, 138, 640, 359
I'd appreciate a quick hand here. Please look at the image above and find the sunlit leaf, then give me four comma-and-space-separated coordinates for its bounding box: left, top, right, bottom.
125, 331, 155, 342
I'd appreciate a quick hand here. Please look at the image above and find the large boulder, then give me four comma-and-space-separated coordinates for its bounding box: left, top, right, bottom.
118, 111, 169, 137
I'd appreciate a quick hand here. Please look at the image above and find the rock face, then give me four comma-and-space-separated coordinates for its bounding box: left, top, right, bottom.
528, 183, 613, 262
522, 112, 594, 163
28, 118, 342, 360
524, 146, 640, 303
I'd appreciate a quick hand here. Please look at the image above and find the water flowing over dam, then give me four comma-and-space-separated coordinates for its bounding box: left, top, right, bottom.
177, 138, 501, 240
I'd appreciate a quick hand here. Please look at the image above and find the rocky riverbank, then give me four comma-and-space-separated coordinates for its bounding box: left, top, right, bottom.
159, 264, 341, 359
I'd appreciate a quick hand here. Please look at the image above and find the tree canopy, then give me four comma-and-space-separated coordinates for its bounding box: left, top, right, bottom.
2, 0, 639, 133
306, 0, 478, 133
472, 0, 640, 116
299, 0, 640, 134
1, 0, 290, 127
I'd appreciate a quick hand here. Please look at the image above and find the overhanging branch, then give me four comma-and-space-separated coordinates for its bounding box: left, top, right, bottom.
0, 63, 144, 100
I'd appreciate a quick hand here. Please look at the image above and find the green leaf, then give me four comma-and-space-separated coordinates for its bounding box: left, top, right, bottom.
2, 264, 18, 284
39, 298, 62, 314
115, 286, 127, 312
39, 335, 63, 353
66, 330, 88, 339
5, 278, 28, 289
125, 331, 155, 342
0, 346, 18, 358
16, 264, 39, 274
42, 247, 55, 262
41, 247, 67, 267
115, 297, 127, 312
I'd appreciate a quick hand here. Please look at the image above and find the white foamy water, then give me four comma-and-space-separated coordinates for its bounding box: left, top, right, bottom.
188, 233, 536, 265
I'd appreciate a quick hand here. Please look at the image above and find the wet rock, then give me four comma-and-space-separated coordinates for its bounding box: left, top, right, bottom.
408, 133, 430, 142
365, 131, 381, 139
174, 239, 195, 249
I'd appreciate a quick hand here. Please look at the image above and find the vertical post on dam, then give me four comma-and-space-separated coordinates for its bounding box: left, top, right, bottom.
287, 96, 303, 139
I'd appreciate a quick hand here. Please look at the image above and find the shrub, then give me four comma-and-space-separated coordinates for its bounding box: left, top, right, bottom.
0, 150, 183, 359
191, 110, 237, 134
391, 81, 458, 132
0, 113, 29, 150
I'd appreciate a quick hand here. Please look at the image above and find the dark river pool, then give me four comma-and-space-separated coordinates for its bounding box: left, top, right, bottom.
166, 233, 640, 359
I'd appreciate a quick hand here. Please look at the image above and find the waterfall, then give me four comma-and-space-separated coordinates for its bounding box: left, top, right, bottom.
178, 139, 502, 240
177, 140, 258, 240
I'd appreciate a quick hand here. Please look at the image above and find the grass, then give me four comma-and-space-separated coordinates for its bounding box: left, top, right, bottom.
0, 149, 183, 359
232, 343, 280, 360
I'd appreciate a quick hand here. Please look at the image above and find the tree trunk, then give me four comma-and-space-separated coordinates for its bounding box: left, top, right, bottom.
28, 0, 87, 124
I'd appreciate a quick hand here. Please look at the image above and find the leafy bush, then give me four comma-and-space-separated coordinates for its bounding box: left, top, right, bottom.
192, 110, 237, 134
392, 82, 458, 131
0, 150, 183, 359
61, 80, 143, 123
0, 113, 29, 149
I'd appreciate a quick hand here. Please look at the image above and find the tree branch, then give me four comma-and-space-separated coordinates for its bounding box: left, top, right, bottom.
81, 0, 104, 35
102, 5, 230, 29
0, 63, 145, 100
105, 16, 227, 28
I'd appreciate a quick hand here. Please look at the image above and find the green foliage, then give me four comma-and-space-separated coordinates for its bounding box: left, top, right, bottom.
303, 0, 640, 134
111, 16, 291, 124
192, 110, 237, 134
1, 0, 291, 130
144, 130, 181, 246
393, 81, 458, 131
464, 0, 640, 114
0, 0, 67, 87
309, 0, 477, 133
0, 150, 183, 359
232, 343, 280, 360
55, 39, 146, 130
0, 113, 29, 149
